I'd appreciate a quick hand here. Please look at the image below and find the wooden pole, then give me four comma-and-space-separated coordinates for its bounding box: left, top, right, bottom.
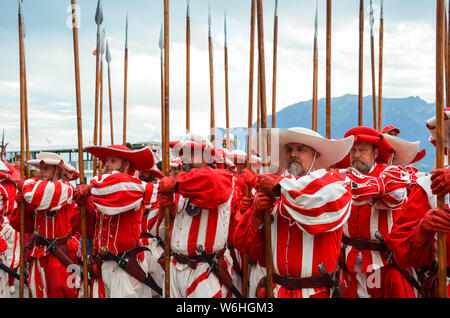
326, 0, 332, 139
358, 0, 364, 126
377, 0, 384, 132
224, 11, 231, 148
446, 1, 450, 108
208, 1, 216, 147
106, 40, 114, 145
163, 0, 171, 299
243, 0, 257, 298
436, 0, 448, 299
17, 0, 26, 298
99, 38, 104, 148
70, 0, 89, 297
312, 0, 318, 132
370, 0, 377, 129
186, 1, 191, 133
123, 14, 129, 146
256, 0, 274, 298
159, 24, 165, 164
271, 0, 278, 128
93, 0, 103, 175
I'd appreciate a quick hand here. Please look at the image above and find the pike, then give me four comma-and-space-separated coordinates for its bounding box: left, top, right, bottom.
224, 10, 231, 148
312, 0, 318, 132
435, 0, 448, 298
159, 24, 165, 159
326, 0, 332, 139
162, 0, 171, 298
358, 0, 364, 126
446, 1, 450, 108
93, 0, 103, 176
256, 0, 274, 298
1, 130, 8, 159
17, 0, 27, 298
271, 0, 278, 128
208, 0, 216, 146
243, 0, 256, 298
186, 0, 191, 133
377, 0, 384, 132
99, 29, 106, 149
123, 13, 129, 146
69, 0, 90, 297
369, 0, 377, 129
106, 39, 114, 145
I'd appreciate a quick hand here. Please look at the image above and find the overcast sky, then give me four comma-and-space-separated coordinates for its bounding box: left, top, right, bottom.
0, 0, 441, 149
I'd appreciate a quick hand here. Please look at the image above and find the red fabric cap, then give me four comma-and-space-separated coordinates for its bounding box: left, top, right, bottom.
382, 125, 400, 134
85, 145, 154, 171
344, 126, 394, 165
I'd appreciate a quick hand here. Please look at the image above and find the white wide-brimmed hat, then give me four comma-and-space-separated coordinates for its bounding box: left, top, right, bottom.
227, 149, 262, 170
28, 152, 79, 181
382, 134, 420, 166
426, 108, 450, 151
253, 127, 354, 174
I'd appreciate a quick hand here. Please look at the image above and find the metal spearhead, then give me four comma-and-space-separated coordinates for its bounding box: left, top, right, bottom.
125, 13, 129, 50
187, 0, 190, 18
224, 10, 227, 48
159, 23, 164, 51
100, 29, 106, 56
380, 0, 384, 19
274, 0, 279, 18
370, 0, 374, 37
18, 0, 26, 38
208, 0, 212, 39
314, 0, 318, 39
105, 39, 111, 63
95, 0, 103, 26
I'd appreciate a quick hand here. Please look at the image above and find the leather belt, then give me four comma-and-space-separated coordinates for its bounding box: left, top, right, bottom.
342, 236, 387, 252
172, 249, 225, 270
270, 272, 335, 290
33, 234, 70, 247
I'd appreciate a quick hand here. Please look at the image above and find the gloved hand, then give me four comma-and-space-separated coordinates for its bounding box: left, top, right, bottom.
158, 192, 175, 209
73, 184, 92, 205
256, 174, 282, 197
15, 180, 24, 192
242, 169, 258, 189
15, 191, 26, 204
251, 192, 275, 230
158, 176, 177, 194
238, 196, 253, 214
430, 168, 450, 198
413, 208, 450, 246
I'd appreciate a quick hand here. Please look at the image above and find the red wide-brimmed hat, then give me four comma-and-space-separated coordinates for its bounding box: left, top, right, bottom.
170, 157, 182, 169
85, 145, 154, 171
343, 126, 394, 165
170, 133, 224, 166
382, 125, 400, 135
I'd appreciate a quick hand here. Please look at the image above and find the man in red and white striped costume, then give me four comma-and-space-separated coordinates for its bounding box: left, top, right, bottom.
0, 160, 18, 298
9, 152, 81, 298
384, 110, 450, 297
75, 145, 156, 298
339, 126, 415, 298
0, 160, 20, 296
156, 134, 236, 298
233, 127, 355, 298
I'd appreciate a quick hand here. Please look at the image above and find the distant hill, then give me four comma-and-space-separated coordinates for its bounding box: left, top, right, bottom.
219, 94, 436, 172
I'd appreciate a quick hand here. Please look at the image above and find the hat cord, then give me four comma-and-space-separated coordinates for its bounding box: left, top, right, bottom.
305, 151, 317, 176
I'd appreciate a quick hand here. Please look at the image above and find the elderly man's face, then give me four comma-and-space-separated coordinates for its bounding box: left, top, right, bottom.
285, 143, 316, 177
349, 141, 379, 174
103, 156, 131, 174
39, 164, 57, 181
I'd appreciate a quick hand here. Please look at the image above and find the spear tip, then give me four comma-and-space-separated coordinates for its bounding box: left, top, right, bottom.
275, 0, 279, 17
187, 0, 190, 17
125, 13, 129, 49
105, 39, 111, 63
159, 24, 164, 50
95, 0, 104, 26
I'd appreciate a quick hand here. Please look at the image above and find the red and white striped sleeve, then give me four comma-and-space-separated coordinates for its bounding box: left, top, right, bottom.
348, 166, 410, 209
90, 172, 146, 216
22, 177, 74, 212
279, 169, 352, 235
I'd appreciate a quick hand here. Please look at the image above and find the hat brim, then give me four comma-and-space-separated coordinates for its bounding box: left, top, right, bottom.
27, 158, 79, 181
253, 128, 354, 174
85, 146, 154, 171
383, 134, 420, 166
